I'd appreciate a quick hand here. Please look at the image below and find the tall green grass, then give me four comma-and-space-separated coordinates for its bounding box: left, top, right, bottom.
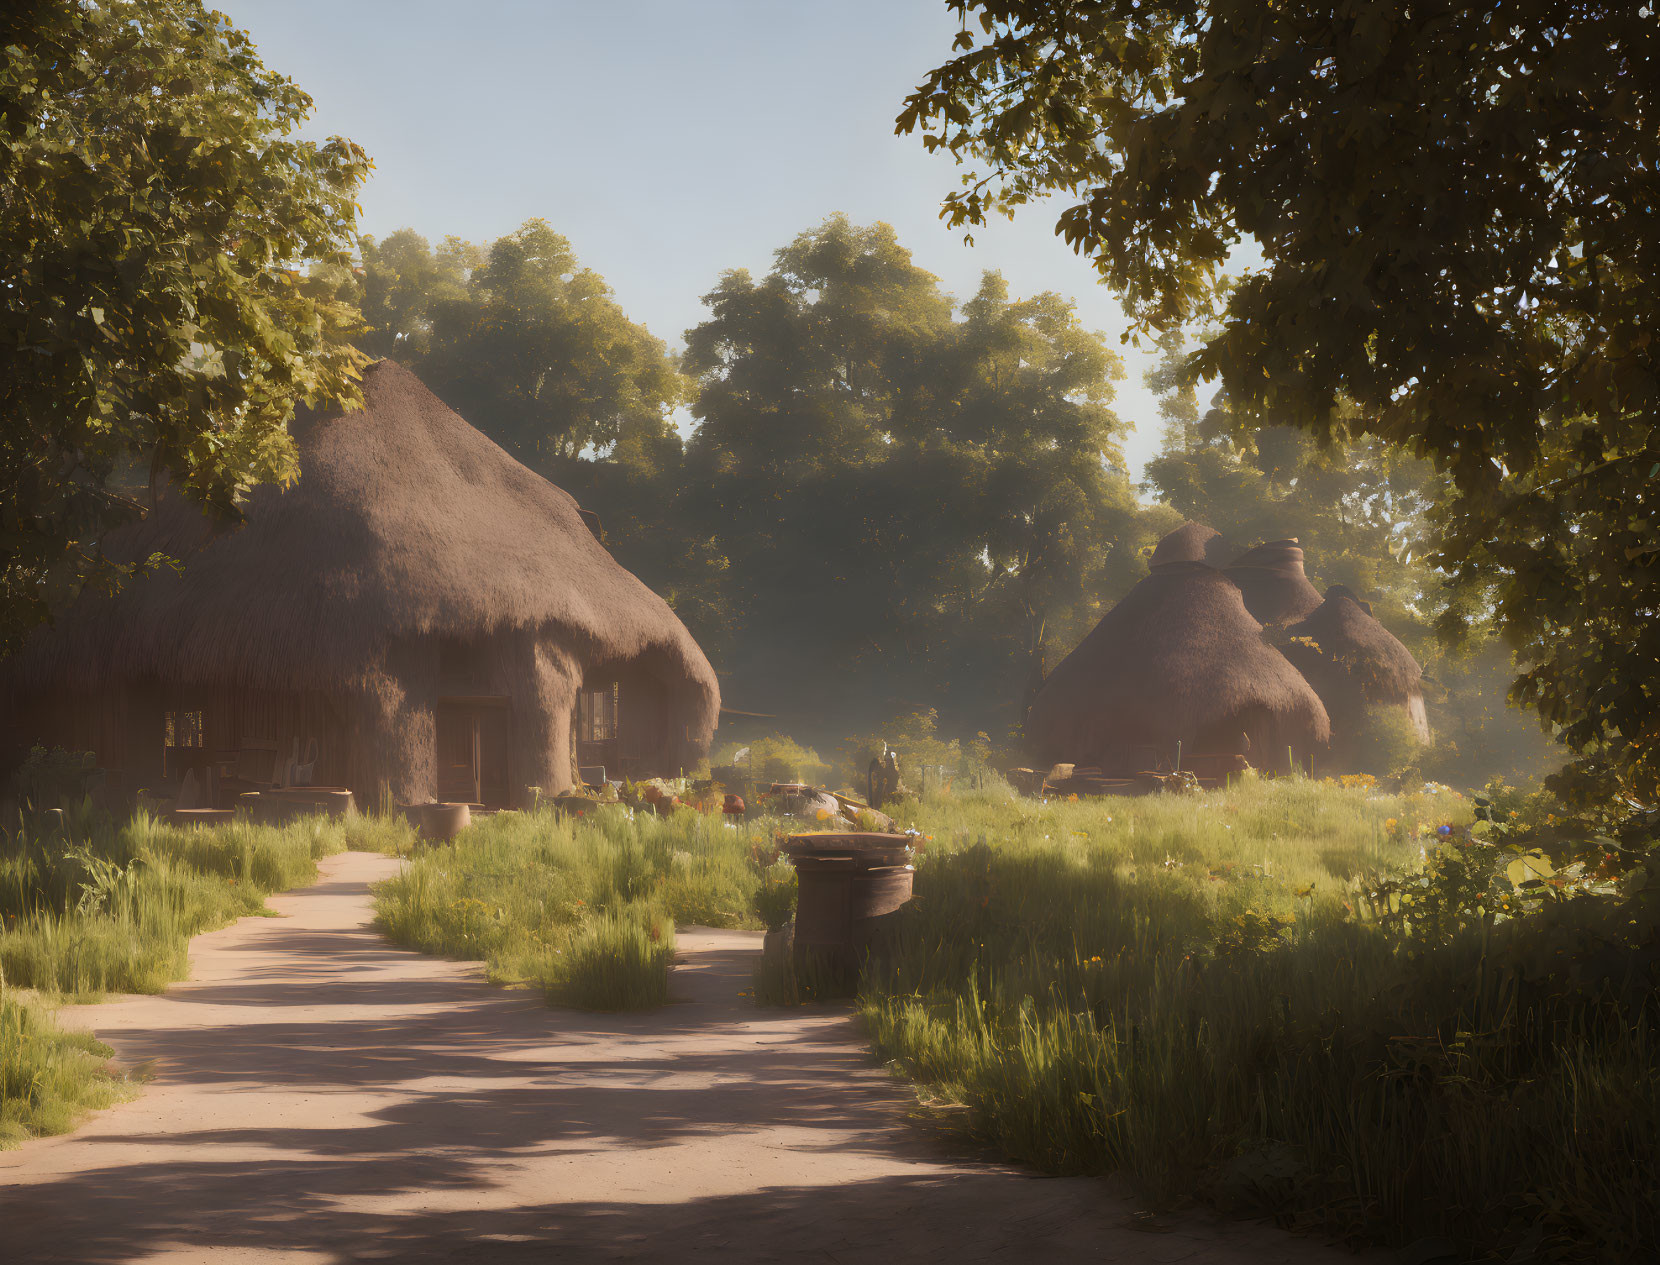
1, 809, 414, 998
549, 910, 677, 1010
0, 806, 414, 1146
374, 804, 774, 1009
363, 775, 1655, 1258
857, 777, 1658, 1261
0, 986, 131, 1147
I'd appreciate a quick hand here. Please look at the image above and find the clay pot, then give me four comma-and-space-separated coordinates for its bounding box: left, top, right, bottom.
420, 801, 471, 841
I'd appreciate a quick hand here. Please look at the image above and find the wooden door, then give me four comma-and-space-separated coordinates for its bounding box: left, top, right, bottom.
436, 698, 512, 805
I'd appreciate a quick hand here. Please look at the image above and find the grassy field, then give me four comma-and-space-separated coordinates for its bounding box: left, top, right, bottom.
374, 804, 773, 1008
0, 805, 414, 1146
0, 988, 131, 1147
385, 774, 1650, 1261
862, 777, 1658, 1262
7, 776, 1652, 1261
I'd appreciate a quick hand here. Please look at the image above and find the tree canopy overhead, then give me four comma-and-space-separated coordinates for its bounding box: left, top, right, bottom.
0, 0, 370, 654
901, 1, 1660, 802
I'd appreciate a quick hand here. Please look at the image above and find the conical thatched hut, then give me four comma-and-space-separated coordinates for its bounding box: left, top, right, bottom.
1224, 538, 1324, 627
1026, 560, 1330, 775
1279, 585, 1430, 750
1150, 521, 1230, 568
0, 362, 719, 809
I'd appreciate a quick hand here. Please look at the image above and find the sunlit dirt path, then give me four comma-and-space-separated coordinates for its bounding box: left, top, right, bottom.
1, 851, 1360, 1264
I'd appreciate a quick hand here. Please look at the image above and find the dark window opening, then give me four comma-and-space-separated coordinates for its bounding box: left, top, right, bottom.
579, 683, 619, 744
163, 709, 205, 780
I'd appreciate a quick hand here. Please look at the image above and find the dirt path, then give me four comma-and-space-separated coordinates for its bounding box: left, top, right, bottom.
1, 852, 1359, 1264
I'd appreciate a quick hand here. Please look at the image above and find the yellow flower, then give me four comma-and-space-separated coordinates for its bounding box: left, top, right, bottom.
1384, 818, 1398, 830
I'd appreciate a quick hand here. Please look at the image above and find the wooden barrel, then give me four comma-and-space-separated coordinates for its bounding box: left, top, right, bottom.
779, 833, 915, 993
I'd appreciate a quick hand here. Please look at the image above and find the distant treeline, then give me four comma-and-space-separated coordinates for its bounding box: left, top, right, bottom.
355, 215, 1561, 786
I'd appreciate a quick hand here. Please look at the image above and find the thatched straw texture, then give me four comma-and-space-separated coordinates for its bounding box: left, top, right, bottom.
1150, 521, 1229, 568
1224, 538, 1324, 626
1281, 585, 1430, 742
1, 361, 719, 795
1027, 562, 1330, 772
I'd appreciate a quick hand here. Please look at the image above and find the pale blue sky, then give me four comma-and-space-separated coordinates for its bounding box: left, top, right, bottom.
220, 0, 1170, 476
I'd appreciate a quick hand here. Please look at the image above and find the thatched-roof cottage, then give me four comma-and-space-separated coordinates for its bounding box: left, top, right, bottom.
1025, 559, 1330, 776
0, 362, 719, 809
1279, 585, 1430, 751
1224, 539, 1324, 627
1150, 521, 1229, 568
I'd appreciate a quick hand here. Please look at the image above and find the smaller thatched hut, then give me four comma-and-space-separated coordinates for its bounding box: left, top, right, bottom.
1224, 538, 1324, 627
1026, 561, 1330, 776
1150, 521, 1230, 568
1279, 585, 1431, 755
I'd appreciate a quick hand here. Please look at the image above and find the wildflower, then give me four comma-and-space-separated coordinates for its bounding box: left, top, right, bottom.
1384, 818, 1398, 831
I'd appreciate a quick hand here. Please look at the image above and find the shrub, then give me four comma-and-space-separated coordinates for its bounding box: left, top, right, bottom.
546, 910, 675, 1011
0, 987, 129, 1147
2, 746, 98, 812
751, 862, 797, 932
712, 733, 830, 786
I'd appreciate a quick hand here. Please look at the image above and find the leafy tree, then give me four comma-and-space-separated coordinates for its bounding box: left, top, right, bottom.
682, 215, 1150, 738
901, 1, 1660, 804
357, 230, 479, 360
1143, 335, 1442, 617
947, 273, 1147, 714
409, 219, 683, 468
0, 0, 369, 654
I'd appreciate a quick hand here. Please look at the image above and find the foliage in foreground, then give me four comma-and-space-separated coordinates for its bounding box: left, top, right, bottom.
1, 0, 370, 654
858, 781, 1659, 1262
0, 808, 406, 997
900, 0, 1659, 809
0, 986, 130, 1148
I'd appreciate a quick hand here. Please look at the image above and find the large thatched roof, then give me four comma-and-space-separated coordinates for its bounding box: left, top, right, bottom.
1282, 585, 1423, 703
3, 362, 719, 727
1224, 538, 1324, 626
1150, 521, 1229, 568
1027, 561, 1330, 764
